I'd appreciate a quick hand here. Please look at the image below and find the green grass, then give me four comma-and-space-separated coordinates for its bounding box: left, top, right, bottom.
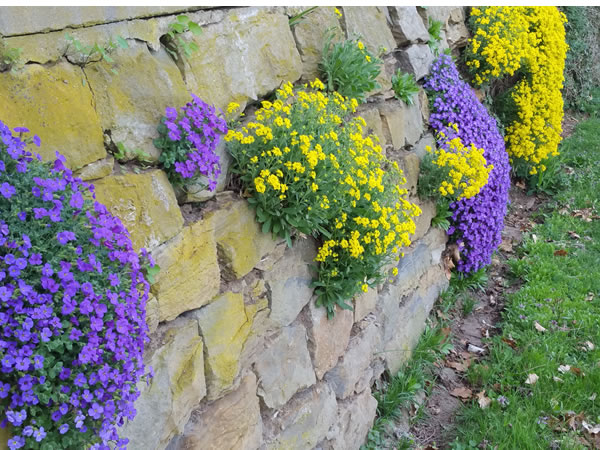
451, 117, 600, 449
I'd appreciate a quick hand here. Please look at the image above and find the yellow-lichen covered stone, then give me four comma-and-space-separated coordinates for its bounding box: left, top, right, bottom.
93, 170, 183, 251
0, 62, 106, 169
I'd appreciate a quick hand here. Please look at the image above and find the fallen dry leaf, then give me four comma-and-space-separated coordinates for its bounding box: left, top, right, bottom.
589, 393, 597, 401
468, 343, 485, 354
532, 233, 538, 243
450, 386, 473, 399
525, 373, 539, 385
558, 365, 571, 373
477, 390, 492, 409
554, 249, 568, 257
446, 360, 468, 372
502, 337, 518, 349
570, 366, 584, 377
582, 341, 595, 351
534, 321, 547, 332
568, 231, 581, 240
553, 376, 564, 383
499, 241, 513, 253
516, 180, 526, 189
586, 292, 595, 302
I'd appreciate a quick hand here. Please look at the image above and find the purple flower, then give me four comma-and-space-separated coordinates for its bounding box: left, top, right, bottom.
7, 436, 25, 449
56, 230, 76, 245
88, 402, 104, 419
59, 424, 69, 434
33, 135, 41, 147
33, 427, 46, 442
0, 182, 16, 199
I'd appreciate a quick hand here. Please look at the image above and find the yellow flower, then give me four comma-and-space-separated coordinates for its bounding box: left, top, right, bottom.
357, 41, 365, 51
334, 7, 342, 17
254, 177, 266, 193
392, 267, 398, 276
226, 102, 240, 114
361, 283, 368, 293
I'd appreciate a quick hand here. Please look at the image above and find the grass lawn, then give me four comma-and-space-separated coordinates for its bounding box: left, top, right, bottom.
450, 117, 600, 449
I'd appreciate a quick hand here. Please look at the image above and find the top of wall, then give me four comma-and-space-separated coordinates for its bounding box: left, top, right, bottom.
0, 6, 213, 37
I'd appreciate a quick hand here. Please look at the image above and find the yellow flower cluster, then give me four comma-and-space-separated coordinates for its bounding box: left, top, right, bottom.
427, 126, 493, 200
466, 7, 568, 174
226, 79, 420, 308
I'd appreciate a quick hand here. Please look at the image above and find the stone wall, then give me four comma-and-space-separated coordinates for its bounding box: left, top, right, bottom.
0, 6, 469, 449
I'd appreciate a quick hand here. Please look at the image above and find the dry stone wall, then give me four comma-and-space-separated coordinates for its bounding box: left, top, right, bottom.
0, 6, 469, 449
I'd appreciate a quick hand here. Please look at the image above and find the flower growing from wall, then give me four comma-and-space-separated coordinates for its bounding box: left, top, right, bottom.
465, 6, 568, 175
154, 94, 227, 191
424, 55, 511, 273
0, 122, 152, 449
226, 80, 420, 316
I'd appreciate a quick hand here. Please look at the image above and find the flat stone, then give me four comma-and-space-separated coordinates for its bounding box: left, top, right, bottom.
418, 88, 430, 123
293, 6, 342, 81
358, 106, 386, 146
323, 389, 378, 450
263, 383, 337, 450
397, 43, 434, 81
204, 192, 279, 280
325, 320, 381, 399
150, 218, 219, 322
168, 372, 262, 450
446, 8, 470, 49
411, 197, 436, 241
353, 289, 378, 323
399, 152, 420, 197
254, 323, 316, 409
393, 241, 432, 292
263, 237, 316, 327
424, 227, 448, 265
342, 6, 396, 54
93, 170, 184, 251
146, 294, 160, 334
184, 8, 302, 112
307, 302, 354, 380
85, 41, 190, 162
74, 155, 114, 181
121, 317, 206, 450
382, 265, 448, 374
0, 62, 106, 170
0, 6, 193, 36
193, 292, 254, 399
388, 7, 429, 46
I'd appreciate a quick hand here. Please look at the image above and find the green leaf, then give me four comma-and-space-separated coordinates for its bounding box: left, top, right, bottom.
146, 264, 161, 284
116, 36, 129, 49
177, 14, 190, 24
188, 21, 203, 36
262, 218, 272, 234
170, 22, 185, 34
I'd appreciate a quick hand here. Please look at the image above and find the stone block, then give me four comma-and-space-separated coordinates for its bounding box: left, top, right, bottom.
388, 7, 429, 46
382, 265, 448, 374
263, 383, 337, 450
181, 141, 231, 203
307, 302, 354, 380
121, 317, 206, 450
411, 197, 436, 241
393, 241, 432, 292
342, 7, 396, 54
447, 8, 470, 49
85, 41, 190, 162
168, 372, 262, 450
146, 294, 160, 334
397, 43, 434, 81
418, 88, 430, 123
323, 389, 378, 450
150, 218, 219, 322
358, 106, 386, 146
325, 320, 381, 399
353, 289, 378, 323
193, 292, 254, 399
424, 227, 448, 265
263, 237, 316, 327
0, 62, 106, 170
74, 155, 114, 181
93, 170, 184, 251
184, 8, 302, 112
379, 99, 423, 149
204, 192, 279, 280
254, 324, 316, 409
399, 152, 420, 197
293, 6, 342, 81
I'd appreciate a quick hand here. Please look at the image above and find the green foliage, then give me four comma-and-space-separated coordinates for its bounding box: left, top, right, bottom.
391, 70, 419, 105
428, 17, 444, 56
431, 199, 452, 231
0, 40, 22, 71
560, 6, 600, 111
453, 267, 488, 292
289, 6, 318, 27
452, 117, 600, 448
163, 14, 203, 60
64, 33, 129, 74
319, 33, 382, 102
111, 141, 153, 163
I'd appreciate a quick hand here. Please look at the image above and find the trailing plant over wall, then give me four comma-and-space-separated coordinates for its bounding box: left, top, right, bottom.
226, 80, 420, 316
0, 122, 152, 449
465, 6, 568, 176
154, 94, 227, 191
424, 54, 510, 273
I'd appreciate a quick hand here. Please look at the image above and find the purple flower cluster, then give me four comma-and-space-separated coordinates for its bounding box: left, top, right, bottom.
0, 121, 152, 449
424, 55, 511, 273
157, 94, 227, 191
